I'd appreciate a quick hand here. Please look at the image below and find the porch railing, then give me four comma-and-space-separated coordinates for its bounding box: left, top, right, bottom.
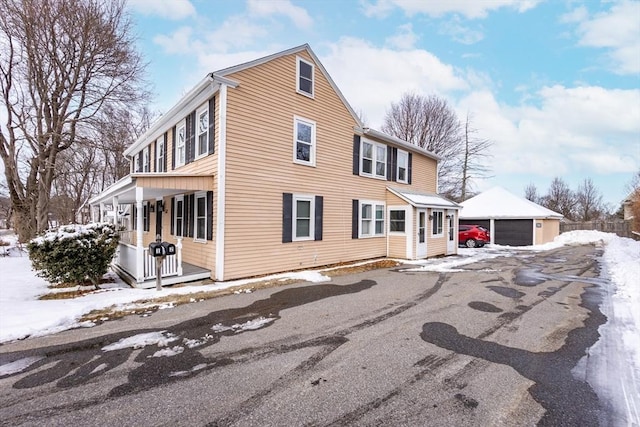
115, 236, 183, 282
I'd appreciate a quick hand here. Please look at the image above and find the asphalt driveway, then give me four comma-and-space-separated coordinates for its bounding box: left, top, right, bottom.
0, 244, 609, 426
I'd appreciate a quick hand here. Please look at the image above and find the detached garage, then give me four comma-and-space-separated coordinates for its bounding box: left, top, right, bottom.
459, 187, 563, 246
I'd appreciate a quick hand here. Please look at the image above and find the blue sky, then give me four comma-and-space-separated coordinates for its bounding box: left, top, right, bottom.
127, 0, 640, 208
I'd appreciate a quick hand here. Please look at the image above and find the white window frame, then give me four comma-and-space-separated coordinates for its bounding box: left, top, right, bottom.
359, 200, 385, 238
174, 195, 184, 238
176, 123, 186, 167
142, 146, 150, 172
156, 135, 165, 172
360, 139, 386, 179
293, 116, 316, 167
196, 106, 208, 159
296, 56, 314, 98
396, 149, 408, 184
293, 194, 315, 241
431, 210, 444, 237
132, 153, 140, 173
194, 191, 208, 242
389, 208, 407, 234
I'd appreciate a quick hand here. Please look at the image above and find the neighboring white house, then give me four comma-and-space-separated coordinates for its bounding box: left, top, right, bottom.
459, 187, 563, 246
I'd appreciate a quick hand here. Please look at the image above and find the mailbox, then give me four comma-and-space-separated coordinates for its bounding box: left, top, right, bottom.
149, 241, 165, 257
161, 242, 176, 255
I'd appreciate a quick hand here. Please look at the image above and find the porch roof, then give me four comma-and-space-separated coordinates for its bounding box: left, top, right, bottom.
387, 187, 461, 209
89, 173, 214, 205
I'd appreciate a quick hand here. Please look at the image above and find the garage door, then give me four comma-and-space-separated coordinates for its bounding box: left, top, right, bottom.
494, 219, 533, 246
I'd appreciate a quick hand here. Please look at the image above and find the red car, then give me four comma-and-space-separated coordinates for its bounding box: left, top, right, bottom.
459, 224, 490, 248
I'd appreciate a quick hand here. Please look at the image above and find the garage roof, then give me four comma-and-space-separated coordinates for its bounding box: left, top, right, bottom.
459, 186, 563, 219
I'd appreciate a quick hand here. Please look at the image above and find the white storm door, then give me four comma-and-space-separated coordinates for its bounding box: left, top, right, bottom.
417, 209, 427, 258
446, 210, 456, 254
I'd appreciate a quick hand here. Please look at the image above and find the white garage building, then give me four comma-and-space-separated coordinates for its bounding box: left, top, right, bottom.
459, 187, 563, 246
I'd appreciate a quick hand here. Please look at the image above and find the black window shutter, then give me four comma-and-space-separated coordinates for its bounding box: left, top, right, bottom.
170, 197, 175, 235
206, 191, 213, 241
352, 199, 359, 239
137, 152, 142, 172
392, 148, 398, 182
208, 97, 215, 155
155, 200, 162, 237
386, 146, 393, 181
163, 131, 168, 171
408, 153, 413, 184
185, 113, 192, 164
144, 202, 150, 232
133, 204, 137, 228
153, 139, 157, 172
352, 135, 361, 175
186, 111, 196, 164
314, 195, 323, 241
171, 126, 176, 170
187, 194, 195, 237
183, 195, 190, 237
282, 193, 293, 243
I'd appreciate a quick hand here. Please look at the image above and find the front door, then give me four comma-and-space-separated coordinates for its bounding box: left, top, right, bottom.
417, 209, 427, 258
446, 210, 456, 254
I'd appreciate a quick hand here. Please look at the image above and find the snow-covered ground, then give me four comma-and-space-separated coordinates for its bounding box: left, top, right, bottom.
0, 230, 638, 424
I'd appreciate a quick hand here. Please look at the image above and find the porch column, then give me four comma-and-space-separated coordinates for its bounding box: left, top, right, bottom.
100, 203, 105, 223
112, 196, 119, 226
490, 218, 495, 245
135, 187, 144, 283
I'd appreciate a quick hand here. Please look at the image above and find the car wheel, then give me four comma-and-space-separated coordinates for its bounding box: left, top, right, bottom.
478, 243, 485, 248
465, 239, 477, 248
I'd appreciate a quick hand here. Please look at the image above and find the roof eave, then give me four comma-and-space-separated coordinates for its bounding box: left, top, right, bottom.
358, 127, 441, 160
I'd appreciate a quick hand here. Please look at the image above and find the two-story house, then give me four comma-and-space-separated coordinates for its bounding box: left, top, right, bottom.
89, 44, 460, 287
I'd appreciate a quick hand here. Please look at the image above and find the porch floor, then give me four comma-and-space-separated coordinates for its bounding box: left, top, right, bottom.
113, 262, 212, 289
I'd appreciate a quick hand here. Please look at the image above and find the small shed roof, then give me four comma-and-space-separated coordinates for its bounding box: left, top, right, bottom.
388, 188, 460, 209
459, 186, 563, 219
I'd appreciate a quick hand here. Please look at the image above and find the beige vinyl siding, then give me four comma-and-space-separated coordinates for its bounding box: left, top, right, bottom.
411, 155, 438, 192
536, 218, 560, 244
388, 235, 407, 259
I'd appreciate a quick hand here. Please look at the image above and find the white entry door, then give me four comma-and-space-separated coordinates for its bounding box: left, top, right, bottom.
417, 209, 427, 258
446, 210, 456, 254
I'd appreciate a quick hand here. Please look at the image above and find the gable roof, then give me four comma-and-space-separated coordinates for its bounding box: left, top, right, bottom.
459, 186, 563, 219
388, 187, 460, 209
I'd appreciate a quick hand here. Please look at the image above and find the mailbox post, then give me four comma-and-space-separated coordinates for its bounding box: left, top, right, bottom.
148, 235, 176, 291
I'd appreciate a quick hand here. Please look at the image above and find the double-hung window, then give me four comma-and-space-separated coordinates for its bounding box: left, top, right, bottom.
397, 150, 408, 183
195, 192, 207, 241
431, 210, 444, 237
293, 116, 316, 166
156, 135, 165, 172
293, 195, 315, 240
174, 196, 184, 237
133, 153, 140, 172
360, 140, 386, 179
360, 201, 385, 237
143, 146, 150, 172
196, 107, 208, 158
296, 57, 314, 97
176, 124, 186, 167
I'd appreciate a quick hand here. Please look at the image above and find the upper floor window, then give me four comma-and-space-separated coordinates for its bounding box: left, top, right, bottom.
196, 107, 208, 158
156, 135, 165, 172
133, 153, 140, 173
142, 146, 150, 172
431, 210, 444, 237
293, 116, 316, 166
296, 57, 314, 97
360, 140, 386, 179
397, 149, 408, 183
176, 124, 186, 167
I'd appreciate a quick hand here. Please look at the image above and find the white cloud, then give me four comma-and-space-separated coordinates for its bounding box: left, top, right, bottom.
247, 0, 313, 29
153, 27, 194, 55
361, 0, 542, 19
570, 1, 640, 75
385, 23, 419, 50
128, 0, 195, 20
439, 16, 484, 44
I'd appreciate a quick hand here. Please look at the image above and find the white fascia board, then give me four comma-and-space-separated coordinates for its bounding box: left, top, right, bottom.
358, 127, 441, 161
89, 176, 135, 205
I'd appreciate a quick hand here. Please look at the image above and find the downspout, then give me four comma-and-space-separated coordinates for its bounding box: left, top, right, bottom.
215, 83, 228, 281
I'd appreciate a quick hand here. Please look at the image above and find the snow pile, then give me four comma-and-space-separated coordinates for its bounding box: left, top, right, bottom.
102, 331, 178, 351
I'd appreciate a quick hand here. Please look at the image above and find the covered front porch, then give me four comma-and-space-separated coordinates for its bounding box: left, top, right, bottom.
88, 173, 215, 288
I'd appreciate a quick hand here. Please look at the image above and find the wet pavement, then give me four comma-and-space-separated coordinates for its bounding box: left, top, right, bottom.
0, 244, 610, 426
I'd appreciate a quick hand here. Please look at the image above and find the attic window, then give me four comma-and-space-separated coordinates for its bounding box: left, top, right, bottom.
297, 56, 314, 98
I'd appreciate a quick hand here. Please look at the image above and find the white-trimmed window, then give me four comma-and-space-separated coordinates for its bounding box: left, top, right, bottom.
293, 116, 316, 166
194, 191, 207, 241
293, 195, 315, 241
156, 135, 165, 172
296, 56, 314, 97
196, 107, 208, 158
360, 201, 385, 237
142, 146, 150, 172
397, 149, 408, 183
389, 209, 406, 233
133, 153, 140, 172
431, 210, 444, 237
176, 124, 186, 167
360, 140, 386, 179
174, 195, 184, 237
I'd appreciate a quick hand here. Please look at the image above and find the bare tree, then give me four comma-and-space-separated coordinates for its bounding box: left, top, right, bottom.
541, 177, 576, 220
382, 92, 463, 198
459, 112, 492, 201
0, 0, 149, 241
524, 182, 540, 203
575, 178, 605, 221
626, 170, 640, 232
